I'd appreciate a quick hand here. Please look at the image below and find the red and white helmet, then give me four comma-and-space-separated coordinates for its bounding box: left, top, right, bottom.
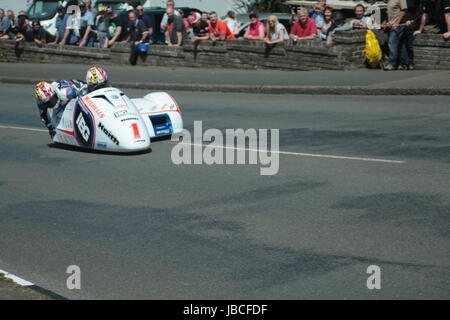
34, 82, 56, 103
189, 12, 201, 24
86, 67, 108, 88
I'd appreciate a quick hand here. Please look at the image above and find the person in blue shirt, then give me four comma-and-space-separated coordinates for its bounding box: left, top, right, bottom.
49, 6, 68, 44
34, 80, 82, 138
0, 8, 12, 39
309, 4, 325, 29
60, 2, 94, 46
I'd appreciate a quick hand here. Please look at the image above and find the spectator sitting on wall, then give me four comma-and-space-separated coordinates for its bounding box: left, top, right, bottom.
136, 4, 154, 42
224, 11, 240, 36
244, 12, 266, 40
104, 7, 123, 48
26, 20, 49, 46
161, 0, 180, 33
352, 4, 373, 29
124, 10, 148, 65
166, 6, 186, 46
326, 11, 353, 47
49, 6, 68, 45
190, 12, 209, 41
265, 15, 289, 44
290, 8, 318, 41
209, 11, 235, 41
317, 6, 334, 43
12, 11, 30, 41
415, 0, 450, 39
309, 3, 325, 29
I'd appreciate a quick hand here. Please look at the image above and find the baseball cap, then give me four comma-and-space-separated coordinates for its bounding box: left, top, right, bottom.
18, 10, 28, 18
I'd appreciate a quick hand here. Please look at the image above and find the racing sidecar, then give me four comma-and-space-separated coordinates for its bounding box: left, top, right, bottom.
50, 87, 183, 153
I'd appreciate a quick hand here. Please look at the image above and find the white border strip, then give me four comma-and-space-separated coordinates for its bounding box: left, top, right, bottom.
0, 268, 34, 287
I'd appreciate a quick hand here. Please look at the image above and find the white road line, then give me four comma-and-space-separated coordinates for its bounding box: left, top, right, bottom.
0, 268, 34, 287
0, 124, 405, 164
167, 142, 405, 164
0, 125, 47, 133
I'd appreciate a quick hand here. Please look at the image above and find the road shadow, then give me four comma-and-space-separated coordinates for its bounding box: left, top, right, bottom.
47, 143, 152, 156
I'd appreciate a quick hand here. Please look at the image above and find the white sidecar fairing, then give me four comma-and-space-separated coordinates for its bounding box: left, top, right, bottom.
52, 87, 151, 152
131, 92, 183, 138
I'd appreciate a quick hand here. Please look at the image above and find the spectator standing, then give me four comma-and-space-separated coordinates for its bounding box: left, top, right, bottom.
265, 15, 289, 44
161, 1, 180, 33
95, 6, 108, 48
309, 4, 325, 29
166, 7, 186, 46
190, 12, 209, 41
12, 11, 30, 41
209, 11, 235, 41
49, 6, 68, 44
399, 0, 426, 70
26, 20, 49, 46
383, 0, 408, 71
290, 9, 318, 41
5, 10, 15, 39
124, 10, 148, 65
84, 0, 97, 16
317, 6, 334, 43
0, 8, 11, 39
61, 2, 94, 46
78, 2, 95, 47
201, 12, 210, 24
244, 12, 265, 40
136, 4, 154, 42
105, 7, 123, 48
223, 11, 240, 36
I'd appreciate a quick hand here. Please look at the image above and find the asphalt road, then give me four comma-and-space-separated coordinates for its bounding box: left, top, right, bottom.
0, 83, 449, 299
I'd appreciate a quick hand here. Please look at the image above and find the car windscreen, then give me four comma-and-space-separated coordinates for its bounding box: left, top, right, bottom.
27, 0, 59, 21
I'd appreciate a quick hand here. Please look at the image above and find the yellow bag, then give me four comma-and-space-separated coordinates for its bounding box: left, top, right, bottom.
364, 30, 382, 68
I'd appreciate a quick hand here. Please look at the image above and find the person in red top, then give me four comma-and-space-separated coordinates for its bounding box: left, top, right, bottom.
290, 9, 318, 40
208, 11, 235, 41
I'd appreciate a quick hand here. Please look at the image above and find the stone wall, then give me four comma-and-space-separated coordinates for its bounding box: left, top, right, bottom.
413, 34, 450, 70
1, 30, 449, 70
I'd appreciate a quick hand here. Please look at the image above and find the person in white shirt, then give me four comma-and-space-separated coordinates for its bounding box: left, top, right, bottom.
352, 4, 373, 29
265, 15, 289, 44
160, 0, 180, 31
223, 11, 240, 36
